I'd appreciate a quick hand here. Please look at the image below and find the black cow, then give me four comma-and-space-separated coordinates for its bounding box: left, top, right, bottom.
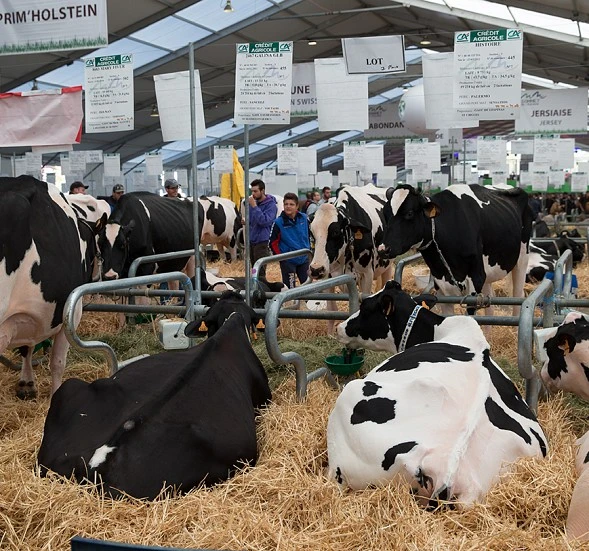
526, 243, 558, 283
533, 231, 585, 266
0, 176, 104, 398
37, 313, 271, 499
379, 184, 532, 316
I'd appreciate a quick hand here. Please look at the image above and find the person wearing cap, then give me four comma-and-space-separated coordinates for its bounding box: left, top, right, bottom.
164, 178, 182, 198
104, 184, 125, 212
69, 181, 88, 195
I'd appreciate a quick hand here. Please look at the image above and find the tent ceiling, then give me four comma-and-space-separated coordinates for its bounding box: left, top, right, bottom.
0, 0, 587, 174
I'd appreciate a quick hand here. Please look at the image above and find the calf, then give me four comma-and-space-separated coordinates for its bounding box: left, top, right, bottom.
567, 429, 589, 542
533, 231, 584, 266
379, 184, 532, 316
540, 311, 589, 400
37, 313, 271, 499
330, 281, 547, 506
526, 243, 557, 284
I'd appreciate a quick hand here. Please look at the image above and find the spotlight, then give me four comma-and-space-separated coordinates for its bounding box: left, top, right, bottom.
223, 0, 234, 13
31, 80, 38, 91
288, 129, 293, 137
307, 40, 317, 46
150, 104, 159, 117
420, 36, 432, 45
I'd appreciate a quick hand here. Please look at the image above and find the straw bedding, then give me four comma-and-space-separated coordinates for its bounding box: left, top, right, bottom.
0, 258, 588, 550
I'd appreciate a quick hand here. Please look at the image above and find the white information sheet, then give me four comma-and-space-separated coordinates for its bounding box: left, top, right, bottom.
13, 156, 26, 177
491, 171, 507, 185
477, 137, 507, 171
572, 172, 588, 193
85, 150, 103, 164
316, 171, 333, 190
103, 153, 121, 177
338, 169, 357, 186
25, 151, 41, 173
364, 102, 418, 140
431, 171, 449, 190
531, 171, 548, 192
85, 54, 134, 133
263, 168, 276, 186
376, 166, 397, 188
364, 144, 385, 174
234, 41, 293, 125
277, 144, 298, 173
154, 71, 206, 141
342, 35, 405, 74
423, 52, 479, 129
145, 153, 163, 176
453, 29, 523, 120
549, 170, 565, 189
69, 151, 86, 172
510, 140, 534, 155
214, 146, 234, 173
291, 62, 317, 117
60, 153, 70, 176
297, 147, 317, 177
344, 141, 366, 170
176, 169, 188, 189
516, 88, 589, 135
315, 58, 368, 131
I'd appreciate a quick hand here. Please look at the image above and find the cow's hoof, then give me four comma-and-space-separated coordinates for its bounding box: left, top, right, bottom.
16, 380, 37, 400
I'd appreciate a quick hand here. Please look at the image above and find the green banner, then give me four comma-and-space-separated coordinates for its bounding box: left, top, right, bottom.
455, 29, 522, 43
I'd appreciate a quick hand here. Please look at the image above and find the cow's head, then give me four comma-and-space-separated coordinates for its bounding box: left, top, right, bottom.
336, 280, 439, 353
559, 231, 585, 265
379, 185, 439, 260
97, 219, 135, 280
541, 312, 589, 401
309, 203, 349, 280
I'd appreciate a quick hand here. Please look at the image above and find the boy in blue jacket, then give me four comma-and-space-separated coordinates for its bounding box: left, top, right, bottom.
269, 192, 310, 288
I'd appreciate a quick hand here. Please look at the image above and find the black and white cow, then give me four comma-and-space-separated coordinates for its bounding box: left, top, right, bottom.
309, 185, 393, 295
329, 282, 547, 506
379, 184, 532, 316
68, 194, 111, 225
37, 312, 271, 499
567, 429, 589, 542
0, 176, 103, 398
540, 311, 589, 401
526, 243, 558, 284
533, 231, 585, 266
98, 192, 200, 280
197, 196, 242, 262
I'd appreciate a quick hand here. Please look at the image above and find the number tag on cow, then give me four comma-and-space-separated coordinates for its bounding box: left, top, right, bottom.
354, 230, 363, 240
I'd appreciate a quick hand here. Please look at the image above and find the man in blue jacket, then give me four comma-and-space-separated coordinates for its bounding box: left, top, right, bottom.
248, 179, 277, 278
269, 192, 310, 288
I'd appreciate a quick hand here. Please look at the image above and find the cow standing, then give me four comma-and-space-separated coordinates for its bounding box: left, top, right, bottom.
309, 186, 393, 295
197, 196, 242, 262
379, 184, 532, 316
38, 313, 271, 499
0, 176, 102, 398
329, 281, 547, 506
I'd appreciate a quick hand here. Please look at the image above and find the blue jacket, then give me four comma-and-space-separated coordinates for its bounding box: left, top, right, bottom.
249, 194, 277, 244
269, 211, 310, 265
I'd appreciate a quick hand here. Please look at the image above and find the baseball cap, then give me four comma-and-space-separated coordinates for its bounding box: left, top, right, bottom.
112, 184, 125, 193
69, 181, 88, 192
164, 178, 179, 189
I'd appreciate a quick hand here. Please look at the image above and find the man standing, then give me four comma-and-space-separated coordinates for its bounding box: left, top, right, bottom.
104, 183, 125, 212
69, 181, 88, 195
318, 186, 332, 205
163, 178, 182, 198
248, 179, 277, 278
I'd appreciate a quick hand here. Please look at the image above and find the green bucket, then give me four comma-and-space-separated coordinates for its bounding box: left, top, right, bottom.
325, 349, 365, 376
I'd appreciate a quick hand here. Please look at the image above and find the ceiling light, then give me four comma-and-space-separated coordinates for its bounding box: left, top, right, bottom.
308, 40, 317, 46
150, 104, 159, 117
420, 36, 432, 45
288, 129, 293, 137
31, 80, 38, 91
223, 0, 234, 13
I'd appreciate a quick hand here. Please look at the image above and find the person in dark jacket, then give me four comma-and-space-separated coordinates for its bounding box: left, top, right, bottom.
248, 179, 277, 278
269, 192, 310, 288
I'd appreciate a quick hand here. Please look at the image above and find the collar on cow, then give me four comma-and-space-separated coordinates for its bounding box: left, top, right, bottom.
398, 304, 422, 353
418, 217, 465, 293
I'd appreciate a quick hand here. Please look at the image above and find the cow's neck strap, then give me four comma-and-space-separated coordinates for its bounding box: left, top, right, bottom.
419, 217, 465, 293
398, 304, 422, 353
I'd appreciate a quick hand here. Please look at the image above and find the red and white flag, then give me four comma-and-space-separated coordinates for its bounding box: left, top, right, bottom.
0, 86, 83, 147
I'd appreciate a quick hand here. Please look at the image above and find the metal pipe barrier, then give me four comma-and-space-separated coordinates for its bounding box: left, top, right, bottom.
64, 272, 193, 375
127, 249, 204, 279
264, 274, 359, 402
517, 277, 554, 414
394, 253, 424, 284
552, 249, 574, 311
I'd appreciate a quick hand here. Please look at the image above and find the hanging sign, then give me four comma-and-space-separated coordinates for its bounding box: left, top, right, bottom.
510, 140, 533, 155
531, 171, 548, 192
344, 141, 366, 170
145, 153, 163, 176
277, 143, 298, 173
103, 153, 120, 177
515, 88, 588, 135
549, 170, 565, 189
405, 139, 439, 181
68, 150, 86, 172
364, 102, 418, 140
234, 41, 293, 125
453, 29, 523, 120
214, 146, 234, 173
297, 147, 317, 176
85, 150, 103, 163
477, 137, 507, 171
572, 172, 588, 193
431, 171, 449, 190
341, 35, 406, 74
84, 54, 134, 133
291, 63, 317, 117
0, 0, 108, 56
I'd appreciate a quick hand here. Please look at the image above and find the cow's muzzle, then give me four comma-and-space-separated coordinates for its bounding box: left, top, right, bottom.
102, 270, 120, 281
377, 245, 393, 260
309, 265, 326, 279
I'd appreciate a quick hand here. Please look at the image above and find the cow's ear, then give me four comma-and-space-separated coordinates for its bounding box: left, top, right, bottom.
380, 293, 394, 317
122, 219, 135, 236
95, 212, 108, 234
556, 332, 576, 355
424, 202, 441, 219
385, 187, 394, 201
338, 212, 349, 228
414, 293, 437, 309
